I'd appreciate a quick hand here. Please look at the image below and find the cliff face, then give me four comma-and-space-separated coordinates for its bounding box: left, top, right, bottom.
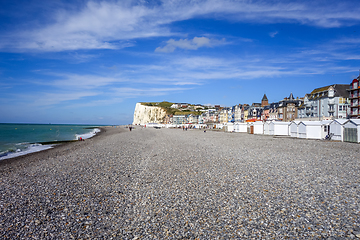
132, 103, 167, 125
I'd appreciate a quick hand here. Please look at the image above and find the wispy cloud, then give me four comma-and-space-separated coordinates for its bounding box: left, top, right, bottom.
293, 36, 360, 63
112, 87, 191, 98
1, 0, 360, 52
9, 90, 100, 107
4, 70, 195, 108
31, 73, 125, 90
269, 31, 278, 38
155, 37, 226, 53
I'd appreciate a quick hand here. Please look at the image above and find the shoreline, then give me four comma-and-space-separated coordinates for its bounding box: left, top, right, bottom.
0, 125, 102, 161
0, 126, 121, 168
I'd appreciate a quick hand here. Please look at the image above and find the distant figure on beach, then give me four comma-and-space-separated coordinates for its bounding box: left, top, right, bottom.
78, 137, 83, 141
129, 126, 132, 131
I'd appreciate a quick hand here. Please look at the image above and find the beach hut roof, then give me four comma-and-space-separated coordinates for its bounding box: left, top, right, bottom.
320, 120, 332, 125
331, 119, 349, 125
349, 119, 360, 125
271, 121, 291, 125
291, 120, 301, 125
300, 121, 322, 126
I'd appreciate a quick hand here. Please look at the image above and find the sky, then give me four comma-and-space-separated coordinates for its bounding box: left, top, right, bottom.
1, 0, 360, 125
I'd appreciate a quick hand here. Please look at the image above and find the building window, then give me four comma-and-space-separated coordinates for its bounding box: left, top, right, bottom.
339, 106, 342, 111
324, 126, 328, 132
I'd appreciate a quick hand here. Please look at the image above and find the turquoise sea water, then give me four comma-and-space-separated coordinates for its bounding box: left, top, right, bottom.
0, 123, 101, 160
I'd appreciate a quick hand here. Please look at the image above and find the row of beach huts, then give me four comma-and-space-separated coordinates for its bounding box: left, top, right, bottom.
140, 120, 360, 143
224, 119, 360, 143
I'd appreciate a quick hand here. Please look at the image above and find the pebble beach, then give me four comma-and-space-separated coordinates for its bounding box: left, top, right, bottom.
1, 126, 359, 239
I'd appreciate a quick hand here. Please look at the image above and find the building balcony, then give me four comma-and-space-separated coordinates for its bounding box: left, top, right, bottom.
328, 109, 335, 112
328, 99, 335, 105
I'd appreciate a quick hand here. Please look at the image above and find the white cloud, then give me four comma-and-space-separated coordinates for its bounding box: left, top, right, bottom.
112, 87, 191, 98
155, 37, 225, 52
10, 70, 194, 107
1, 0, 360, 52
269, 31, 278, 38
36, 91, 100, 106
32, 73, 125, 90
0, 1, 171, 51
10, 90, 100, 107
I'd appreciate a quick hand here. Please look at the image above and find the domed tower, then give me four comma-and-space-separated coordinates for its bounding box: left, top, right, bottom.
261, 94, 268, 107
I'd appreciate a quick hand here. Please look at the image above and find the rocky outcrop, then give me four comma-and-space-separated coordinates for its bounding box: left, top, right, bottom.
132, 103, 167, 125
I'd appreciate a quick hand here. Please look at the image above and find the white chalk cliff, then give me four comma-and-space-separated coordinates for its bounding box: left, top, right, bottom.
132, 103, 167, 125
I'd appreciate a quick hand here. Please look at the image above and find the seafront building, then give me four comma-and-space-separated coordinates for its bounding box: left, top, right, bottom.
261, 94, 268, 107
298, 84, 349, 120
247, 103, 262, 121
134, 74, 360, 126
172, 115, 186, 125
234, 104, 247, 122
348, 77, 360, 118
277, 93, 302, 122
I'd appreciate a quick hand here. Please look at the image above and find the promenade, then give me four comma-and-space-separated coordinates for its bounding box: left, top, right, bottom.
1, 127, 359, 239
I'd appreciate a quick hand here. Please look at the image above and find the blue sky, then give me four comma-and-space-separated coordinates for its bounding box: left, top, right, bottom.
1, 0, 360, 125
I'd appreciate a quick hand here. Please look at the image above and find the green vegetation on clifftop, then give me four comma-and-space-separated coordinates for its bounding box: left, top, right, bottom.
141, 101, 202, 116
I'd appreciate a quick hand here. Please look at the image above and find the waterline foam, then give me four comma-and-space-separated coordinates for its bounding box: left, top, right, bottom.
75, 128, 100, 140
0, 143, 54, 161
0, 128, 101, 161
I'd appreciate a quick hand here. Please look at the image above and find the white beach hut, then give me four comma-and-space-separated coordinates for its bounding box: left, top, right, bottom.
233, 122, 239, 132
263, 121, 271, 135
147, 123, 164, 128
216, 123, 224, 129
235, 123, 248, 133
226, 123, 234, 132
289, 121, 300, 138
321, 120, 332, 139
329, 119, 349, 141
247, 122, 254, 134
269, 121, 291, 136
253, 121, 264, 135
343, 119, 360, 143
298, 121, 323, 139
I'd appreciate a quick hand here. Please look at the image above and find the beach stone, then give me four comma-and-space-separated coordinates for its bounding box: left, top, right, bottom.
0, 127, 359, 239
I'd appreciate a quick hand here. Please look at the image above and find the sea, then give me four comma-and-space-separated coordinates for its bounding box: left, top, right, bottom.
0, 123, 102, 160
